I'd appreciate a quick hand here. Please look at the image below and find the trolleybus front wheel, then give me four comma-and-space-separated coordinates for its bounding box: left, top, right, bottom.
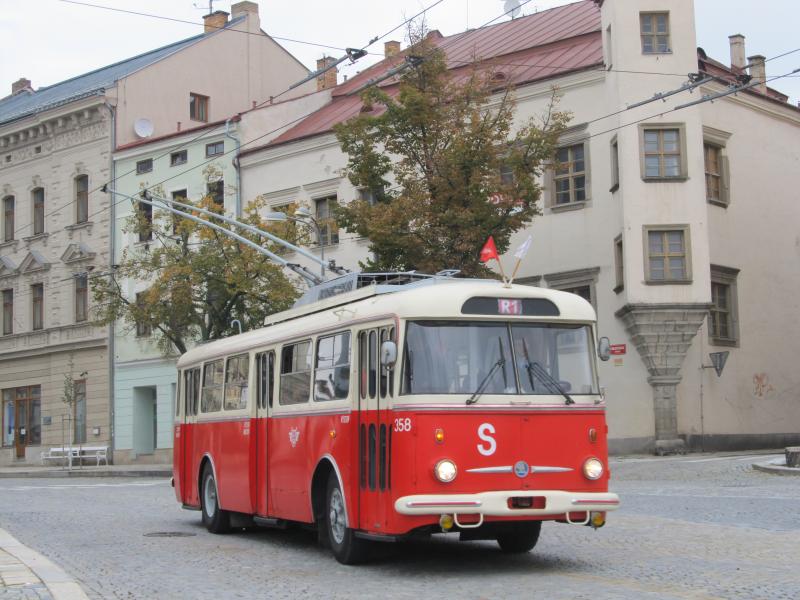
201, 465, 230, 534
496, 521, 541, 553
326, 475, 368, 564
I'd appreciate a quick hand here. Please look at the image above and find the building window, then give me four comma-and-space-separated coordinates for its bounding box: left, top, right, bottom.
76, 175, 89, 224
75, 273, 88, 322
554, 144, 587, 205
32, 188, 45, 235
610, 136, 619, 192
136, 159, 153, 174
170, 150, 188, 166
205, 141, 224, 157
171, 189, 188, 233
644, 226, 691, 283
138, 200, 153, 242
614, 235, 624, 293
640, 12, 670, 54
73, 380, 86, 444
207, 180, 224, 208
3, 196, 14, 242
543, 267, 600, 310
2, 386, 41, 449
135, 292, 151, 337
31, 284, 43, 331
358, 185, 386, 205
315, 195, 339, 246
640, 124, 687, 180
709, 265, 740, 346
190, 93, 209, 122
2, 289, 12, 335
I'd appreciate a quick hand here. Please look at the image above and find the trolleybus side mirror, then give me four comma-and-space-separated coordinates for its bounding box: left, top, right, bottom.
380, 340, 398, 370
598, 337, 611, 362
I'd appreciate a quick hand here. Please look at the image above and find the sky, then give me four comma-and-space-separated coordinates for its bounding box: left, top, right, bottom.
0, 0, 798, 105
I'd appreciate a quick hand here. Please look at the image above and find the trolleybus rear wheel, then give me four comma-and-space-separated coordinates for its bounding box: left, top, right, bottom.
201, 465, 230, 534
326, 475, 368, 564
496, 521, 541, 553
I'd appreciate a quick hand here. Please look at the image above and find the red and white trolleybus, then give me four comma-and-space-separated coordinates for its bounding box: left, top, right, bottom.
173, 273, 619, 563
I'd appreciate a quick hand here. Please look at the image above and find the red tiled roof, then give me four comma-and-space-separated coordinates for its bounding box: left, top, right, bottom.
697, 51, 791, 104
246, 1, 602, 154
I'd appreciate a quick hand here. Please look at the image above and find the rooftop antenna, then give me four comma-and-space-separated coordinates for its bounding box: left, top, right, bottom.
503, 0, 521, 19
193, 1, 215, 15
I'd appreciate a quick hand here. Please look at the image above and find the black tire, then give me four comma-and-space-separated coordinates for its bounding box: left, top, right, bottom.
496, 521, 541, 553
201, 465, 230, 534
326, 475, 369, 564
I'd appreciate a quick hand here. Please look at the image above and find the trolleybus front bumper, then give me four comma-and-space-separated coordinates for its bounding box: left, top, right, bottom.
395, 490, 620, 517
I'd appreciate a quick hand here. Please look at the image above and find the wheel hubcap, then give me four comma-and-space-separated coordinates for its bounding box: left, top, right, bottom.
329, 488, 346, 544
204, 476, 217, 517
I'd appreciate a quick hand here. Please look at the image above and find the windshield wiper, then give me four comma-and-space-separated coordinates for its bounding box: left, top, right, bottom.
527, 361, 574, 405
466, 338, 506, 405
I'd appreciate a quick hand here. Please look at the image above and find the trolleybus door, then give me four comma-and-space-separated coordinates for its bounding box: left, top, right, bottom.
181, 367, 201, 505
357, 326, 395, 532
254, 351, 274, 516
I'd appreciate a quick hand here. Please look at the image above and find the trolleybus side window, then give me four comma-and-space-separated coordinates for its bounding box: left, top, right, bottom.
201, 359, 224, 413
184, 368, 200, 416
379, 326, 395, 399
256, 351, 274, 409
224, 353, 249, 411
368, 330, 377, 399
280, 341, 312, 405
314, 331, 350, 402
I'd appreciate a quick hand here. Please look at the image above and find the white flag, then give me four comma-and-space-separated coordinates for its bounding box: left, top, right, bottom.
514, 235, 532, 260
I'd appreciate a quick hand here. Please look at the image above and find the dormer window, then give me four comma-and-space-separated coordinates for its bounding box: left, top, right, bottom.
640, 12, 670, 54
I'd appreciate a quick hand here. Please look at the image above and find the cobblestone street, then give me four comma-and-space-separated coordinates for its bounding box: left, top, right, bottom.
0, 452, 796, 599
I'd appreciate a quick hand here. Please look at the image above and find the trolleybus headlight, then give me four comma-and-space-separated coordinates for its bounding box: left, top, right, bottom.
582, 457, 604, 480
434, 459, 457, 483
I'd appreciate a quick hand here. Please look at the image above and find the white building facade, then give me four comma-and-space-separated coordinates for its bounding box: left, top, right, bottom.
238, 0, 800, 453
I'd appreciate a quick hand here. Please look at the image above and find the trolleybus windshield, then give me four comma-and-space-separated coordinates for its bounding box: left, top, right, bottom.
401, 320, 598, 397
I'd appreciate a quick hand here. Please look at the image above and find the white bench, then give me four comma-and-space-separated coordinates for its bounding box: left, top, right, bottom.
41, 446, 108, 466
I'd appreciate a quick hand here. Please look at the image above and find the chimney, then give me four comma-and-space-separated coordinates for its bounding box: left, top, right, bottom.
11, 78, 32, 95
203, 10, 229, 33
384, 41, 401, 58
728, 34, 746, 70
747, 54, 767, 94
231, 1, 259, 29
316, 57, 338, 91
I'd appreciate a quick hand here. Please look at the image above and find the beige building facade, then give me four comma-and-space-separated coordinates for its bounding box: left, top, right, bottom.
238, 0, 800, 453
0, 1, 315, 465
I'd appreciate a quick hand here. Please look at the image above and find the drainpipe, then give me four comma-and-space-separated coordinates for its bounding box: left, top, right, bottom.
104, 99, 116, 464
225, 117, 242, 217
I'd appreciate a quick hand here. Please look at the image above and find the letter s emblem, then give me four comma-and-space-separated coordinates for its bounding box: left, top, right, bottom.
477, 423, 497, 456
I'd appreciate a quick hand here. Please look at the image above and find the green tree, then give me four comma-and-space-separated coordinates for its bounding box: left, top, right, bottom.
92, 182, 301, 356
334, 36, 570, 276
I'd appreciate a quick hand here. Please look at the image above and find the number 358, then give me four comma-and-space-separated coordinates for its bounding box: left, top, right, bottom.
393, 418, 412, 432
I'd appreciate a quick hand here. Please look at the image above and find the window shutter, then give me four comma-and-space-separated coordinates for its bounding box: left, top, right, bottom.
719, 155, 730, 206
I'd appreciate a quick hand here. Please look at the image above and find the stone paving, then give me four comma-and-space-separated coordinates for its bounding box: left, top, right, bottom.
0, 548, 53, 599
0, 451, 796, 599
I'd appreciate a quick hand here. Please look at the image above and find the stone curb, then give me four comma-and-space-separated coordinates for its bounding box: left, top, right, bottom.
0, 468, 171, 479
752, 460, 800, 476
0, 528, 88, 600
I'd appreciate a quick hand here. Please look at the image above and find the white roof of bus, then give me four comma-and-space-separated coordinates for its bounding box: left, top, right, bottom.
177, 279, 596, 368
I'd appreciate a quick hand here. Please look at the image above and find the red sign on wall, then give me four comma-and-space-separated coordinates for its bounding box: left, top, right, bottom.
610, 344, 627, 355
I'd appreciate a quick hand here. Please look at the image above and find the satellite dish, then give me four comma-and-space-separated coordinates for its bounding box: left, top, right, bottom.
134, 118, 154, 138
503, 0, 521, 19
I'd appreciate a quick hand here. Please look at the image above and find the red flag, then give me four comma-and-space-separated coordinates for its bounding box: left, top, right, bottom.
479, 236, 499, 263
